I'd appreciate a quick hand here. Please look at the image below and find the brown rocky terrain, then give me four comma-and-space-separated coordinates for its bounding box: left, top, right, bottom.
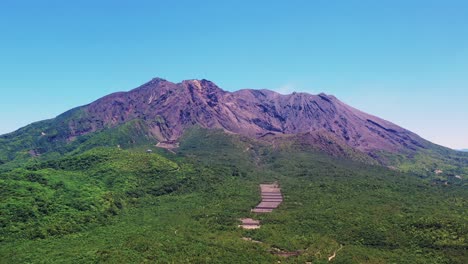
0, 76, 437, 166
70, 77, 428, 155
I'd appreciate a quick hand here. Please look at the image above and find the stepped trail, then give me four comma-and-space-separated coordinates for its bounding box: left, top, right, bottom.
239, 182, 283, 229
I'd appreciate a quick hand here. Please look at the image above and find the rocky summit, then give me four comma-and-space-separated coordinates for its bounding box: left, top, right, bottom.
68, 77, 427, 154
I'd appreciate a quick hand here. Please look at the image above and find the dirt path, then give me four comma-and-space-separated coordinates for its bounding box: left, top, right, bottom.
251, 182, 283, 213
155, 141, 179, 154
241, 237, 262, 243
240, 183, 343, 261
238, 218, 260, 229
241, 237, 302, 257
240, 182, 283, 229
328, 245, 343, 261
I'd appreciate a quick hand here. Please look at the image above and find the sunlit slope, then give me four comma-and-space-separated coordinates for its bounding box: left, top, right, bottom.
1, 129, 466, 263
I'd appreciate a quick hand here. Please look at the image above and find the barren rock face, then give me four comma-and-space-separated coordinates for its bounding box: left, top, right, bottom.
72, 77, 427, 153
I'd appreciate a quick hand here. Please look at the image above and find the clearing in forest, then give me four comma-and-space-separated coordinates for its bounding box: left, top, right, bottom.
239, 182, 283, 229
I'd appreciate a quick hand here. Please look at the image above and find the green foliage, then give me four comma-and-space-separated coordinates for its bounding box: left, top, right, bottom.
0, 113, 157, 171
0, 108, 85, 163
0, 128, 467, 263
376, 148, 468, 185
0, 148, 183, 241
69, 119, 157, 154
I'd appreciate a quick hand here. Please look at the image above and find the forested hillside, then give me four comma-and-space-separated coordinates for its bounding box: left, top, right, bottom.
1, 129, 466, 263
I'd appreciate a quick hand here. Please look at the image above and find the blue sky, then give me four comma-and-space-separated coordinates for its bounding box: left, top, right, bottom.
1, 0, 467, 149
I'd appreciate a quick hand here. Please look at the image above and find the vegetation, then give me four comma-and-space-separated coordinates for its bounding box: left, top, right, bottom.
0, 128, 467, 263
0, 148, 181, 241
0, 116, 157, 171
376, 146, 468, 183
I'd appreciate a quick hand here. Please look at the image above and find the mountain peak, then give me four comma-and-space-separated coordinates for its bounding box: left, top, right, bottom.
132, 77, 171, 92
151, 77, 167, 82
34, 77, 428, 157
181, 79, 223, 94
317, 93, 336, 101
182, 79, 204, 91
145, 77, 168, 85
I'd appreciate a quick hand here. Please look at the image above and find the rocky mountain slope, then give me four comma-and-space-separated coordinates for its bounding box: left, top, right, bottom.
67, 78, 427, 152
1, 77, 468, 179
1, 77, 457, 167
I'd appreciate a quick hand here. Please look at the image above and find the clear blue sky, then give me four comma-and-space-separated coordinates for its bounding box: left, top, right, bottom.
1, 0, 467, 149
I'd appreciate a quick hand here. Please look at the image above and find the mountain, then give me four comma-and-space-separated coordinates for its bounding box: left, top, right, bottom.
0, 78, 429, 158
74, 78, 432, 151
1, 78, 467, 263
1, 77, 467, 176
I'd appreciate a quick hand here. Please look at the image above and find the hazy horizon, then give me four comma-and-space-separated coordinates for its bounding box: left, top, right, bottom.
1, 1, 467, 149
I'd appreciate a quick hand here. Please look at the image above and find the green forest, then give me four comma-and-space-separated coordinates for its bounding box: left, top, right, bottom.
0, 128, 467, 263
